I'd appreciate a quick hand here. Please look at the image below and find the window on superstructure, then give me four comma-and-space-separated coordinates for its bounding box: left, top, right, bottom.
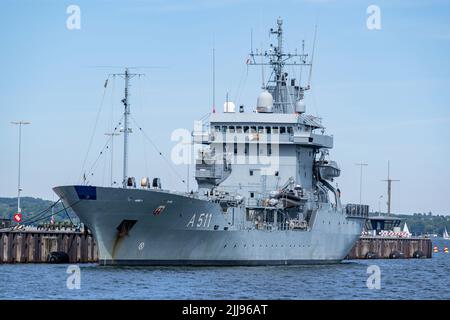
245, 143, 249, 155
249, 170, 254, 176
287, 127, 293, 134
258, 126, 264, 133
214, 126, 220, 132
265, 126, 271, 134
268, 144, 272, 155
273, 127, 279, 134
244, 126, 249, 133
234, 143, 237, 155
250, 126, 257, 133
280, 127, 286, 134
221, 126, 227, 133
250, 192, 255, 198
229, 126, 235, 133
236, 126, 243, 133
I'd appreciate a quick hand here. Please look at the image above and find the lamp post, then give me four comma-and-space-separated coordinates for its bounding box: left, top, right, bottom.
11, 121, 31, 214
355, 162, 368, 204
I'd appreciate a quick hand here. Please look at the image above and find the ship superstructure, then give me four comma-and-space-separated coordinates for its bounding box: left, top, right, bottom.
54, 18, 368, 265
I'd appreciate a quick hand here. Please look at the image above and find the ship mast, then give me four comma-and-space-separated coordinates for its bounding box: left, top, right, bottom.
382, 160, 399, 215
271, 17, 284, 111
111, 68, 144, 187
247, 17, 312, 114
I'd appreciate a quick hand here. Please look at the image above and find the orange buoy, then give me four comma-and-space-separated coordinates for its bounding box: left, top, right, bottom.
433, 246, 439, 253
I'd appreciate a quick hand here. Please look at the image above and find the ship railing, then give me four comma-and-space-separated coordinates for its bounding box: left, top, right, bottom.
246, 198, 260, 207
345, 204, 369, 218
195, 164, 225, 179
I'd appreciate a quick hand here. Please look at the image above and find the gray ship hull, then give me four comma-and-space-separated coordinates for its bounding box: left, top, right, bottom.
54, 185, 365, 266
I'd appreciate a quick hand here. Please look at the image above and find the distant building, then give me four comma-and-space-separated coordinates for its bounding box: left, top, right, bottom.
0, 218, 11, 229
362, 216, 411, 238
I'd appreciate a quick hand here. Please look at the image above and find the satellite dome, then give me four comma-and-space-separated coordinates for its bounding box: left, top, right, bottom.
295, 99, 306, 114
256, 90, 273, 113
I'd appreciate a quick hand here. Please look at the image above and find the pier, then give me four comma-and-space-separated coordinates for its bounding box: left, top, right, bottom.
0, 230, 97, 263
347, 236, 432, 259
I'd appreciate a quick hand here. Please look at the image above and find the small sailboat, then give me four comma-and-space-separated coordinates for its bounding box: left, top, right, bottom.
403, 222, 412, 238
443, 227, 450, 240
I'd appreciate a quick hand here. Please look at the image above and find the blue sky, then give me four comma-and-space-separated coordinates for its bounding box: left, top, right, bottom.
0, 0, 449, 214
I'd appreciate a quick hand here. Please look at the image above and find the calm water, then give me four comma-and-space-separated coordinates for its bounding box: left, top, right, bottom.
1, 239, 449, 300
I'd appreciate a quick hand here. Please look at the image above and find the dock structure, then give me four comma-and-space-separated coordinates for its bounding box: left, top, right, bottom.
0, 230, 97, 263
347, 236, 432, 259
1, 230, 432, 263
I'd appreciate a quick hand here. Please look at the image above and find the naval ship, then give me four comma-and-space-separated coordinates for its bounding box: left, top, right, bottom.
54, 18, 368, 265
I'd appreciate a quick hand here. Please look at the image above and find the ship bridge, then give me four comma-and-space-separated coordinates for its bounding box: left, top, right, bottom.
193, 112, 333, 149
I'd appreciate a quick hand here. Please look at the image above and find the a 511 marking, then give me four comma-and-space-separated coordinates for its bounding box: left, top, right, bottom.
186, 213, 213, 228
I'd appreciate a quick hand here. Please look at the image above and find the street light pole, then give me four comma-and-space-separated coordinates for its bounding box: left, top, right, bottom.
355, 162, 368, 205
11, 121, 31, 214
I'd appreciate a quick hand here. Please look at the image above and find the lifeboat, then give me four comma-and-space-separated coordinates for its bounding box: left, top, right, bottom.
316, 160, 340, 180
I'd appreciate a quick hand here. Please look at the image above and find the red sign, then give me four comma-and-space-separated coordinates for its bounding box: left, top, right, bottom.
13, 213, 22, 223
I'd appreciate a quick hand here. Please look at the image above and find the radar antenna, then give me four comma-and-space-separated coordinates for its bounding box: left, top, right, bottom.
248, 17, 313, 113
